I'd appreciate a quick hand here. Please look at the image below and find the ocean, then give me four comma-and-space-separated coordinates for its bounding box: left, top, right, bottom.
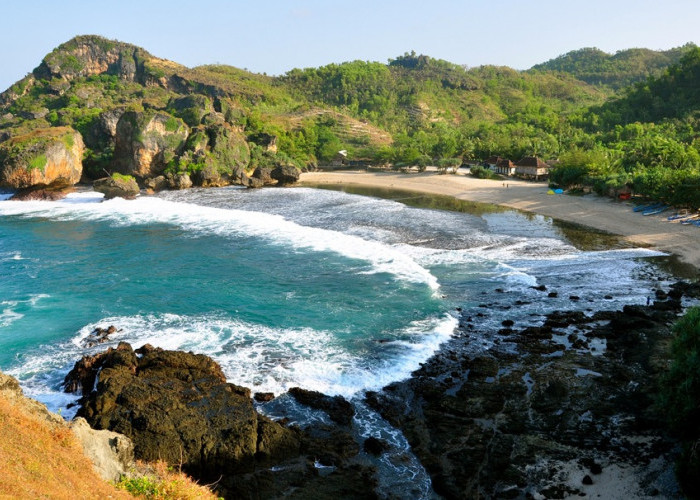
0, 184, 674, 497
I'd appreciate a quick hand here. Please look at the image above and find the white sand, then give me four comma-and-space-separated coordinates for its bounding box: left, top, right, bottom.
301, 171, 700, 270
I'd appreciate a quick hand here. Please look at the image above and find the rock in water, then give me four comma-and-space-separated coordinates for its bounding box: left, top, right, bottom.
64, 343, 300, 479
93, 174, 139, 199
0, 127, 84, 190
288, 387, 355, 425
270, 165, 300, 185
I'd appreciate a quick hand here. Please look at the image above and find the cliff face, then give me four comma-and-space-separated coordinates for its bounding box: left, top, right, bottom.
112, 110, 188, 178
0, 126, 84, 189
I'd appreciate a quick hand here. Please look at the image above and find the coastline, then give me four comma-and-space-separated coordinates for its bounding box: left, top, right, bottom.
300, 170, 700, 273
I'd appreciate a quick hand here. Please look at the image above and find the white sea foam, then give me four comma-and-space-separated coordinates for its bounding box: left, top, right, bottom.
0, 294, 50, 327
0, 193, 439, 290
0, 306, 23, 328
13, 311, 456, 412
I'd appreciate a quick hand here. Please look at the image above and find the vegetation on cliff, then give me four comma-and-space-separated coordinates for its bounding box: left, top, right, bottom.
0, 35, 699, 204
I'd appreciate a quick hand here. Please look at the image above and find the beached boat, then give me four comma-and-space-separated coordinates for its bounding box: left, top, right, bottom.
680, 214, 700, 225
667, 211, 691, 222
643, 205, 669, 216
633, 202, 662, 212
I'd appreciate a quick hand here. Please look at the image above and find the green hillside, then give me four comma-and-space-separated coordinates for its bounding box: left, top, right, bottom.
549, 47, 700, 207
1, 35, 700, 208
531, 44, 696, 90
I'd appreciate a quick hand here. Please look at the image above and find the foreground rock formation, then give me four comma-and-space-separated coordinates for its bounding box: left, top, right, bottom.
64, 342, 377, 498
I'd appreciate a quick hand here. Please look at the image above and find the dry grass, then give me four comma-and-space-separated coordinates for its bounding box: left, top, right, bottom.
0, 394, 130, 499
117, 461, 221, 500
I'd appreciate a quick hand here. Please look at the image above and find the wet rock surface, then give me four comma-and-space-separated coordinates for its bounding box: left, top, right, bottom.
366, 281, 700, 499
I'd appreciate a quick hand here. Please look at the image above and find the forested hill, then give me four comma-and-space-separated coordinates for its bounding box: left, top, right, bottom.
531, 44, 696, 90
1, 35, 700, 208
590, 47, 700, 126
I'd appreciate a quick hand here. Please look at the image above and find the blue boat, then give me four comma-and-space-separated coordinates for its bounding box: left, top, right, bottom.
681, 215, 700, 225
643, 205, 669, 216
668, 211, 691, 221
633, 202, 662, 212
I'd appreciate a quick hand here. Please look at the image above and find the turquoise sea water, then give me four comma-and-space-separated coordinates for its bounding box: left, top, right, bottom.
0, 186, 673, 408
0, 185, 677, 497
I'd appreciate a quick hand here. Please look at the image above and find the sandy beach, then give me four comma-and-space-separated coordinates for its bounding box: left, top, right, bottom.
301, 170, 700, 271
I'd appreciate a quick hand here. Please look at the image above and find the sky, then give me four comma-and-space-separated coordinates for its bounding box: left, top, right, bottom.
1, 0, 699, 90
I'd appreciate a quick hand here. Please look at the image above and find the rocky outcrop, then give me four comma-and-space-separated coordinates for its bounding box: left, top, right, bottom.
143, 175, 168, 192
167, 95, 214, 127
366, 285, 691, 499
252, 166, 275, 185
165, 172, 192, 189
205, 122, 250, 173
64, 343, 380, 498
112, 111, 188, 178
0, 127, 84, 189
271, 164, 300, 185
33, 35, 155, 84
70, 417, 134, 482
93, 174, 139, 199
64, 343, 301, 479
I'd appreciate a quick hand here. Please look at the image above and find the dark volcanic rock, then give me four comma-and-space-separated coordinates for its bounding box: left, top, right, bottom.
65, 344, 378, 498
363, 436, 390, 456
288, 387, 355, 426
366, 282, 688, 499
65, 343, 300, 479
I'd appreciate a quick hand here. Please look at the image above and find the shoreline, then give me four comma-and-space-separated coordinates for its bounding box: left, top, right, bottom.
301, 170, 700, 273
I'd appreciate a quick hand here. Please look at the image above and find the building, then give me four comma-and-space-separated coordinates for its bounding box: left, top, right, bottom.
515, 156, 550, 180
484, 155, 502, 171
494, 158, 517, 176
330, 150, 348, 167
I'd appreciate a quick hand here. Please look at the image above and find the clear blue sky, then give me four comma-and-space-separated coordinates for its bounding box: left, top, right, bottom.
1, 0, 699, 90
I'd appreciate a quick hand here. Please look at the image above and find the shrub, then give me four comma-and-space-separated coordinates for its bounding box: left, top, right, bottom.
470, 165, 500, 180
658, 306, 700, 497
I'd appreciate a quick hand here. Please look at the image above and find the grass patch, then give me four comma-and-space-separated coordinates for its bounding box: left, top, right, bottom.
0, 392, 129, 498
28, 154, 47, 171
116, 461, 221, 499
111, 172, 136, 183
